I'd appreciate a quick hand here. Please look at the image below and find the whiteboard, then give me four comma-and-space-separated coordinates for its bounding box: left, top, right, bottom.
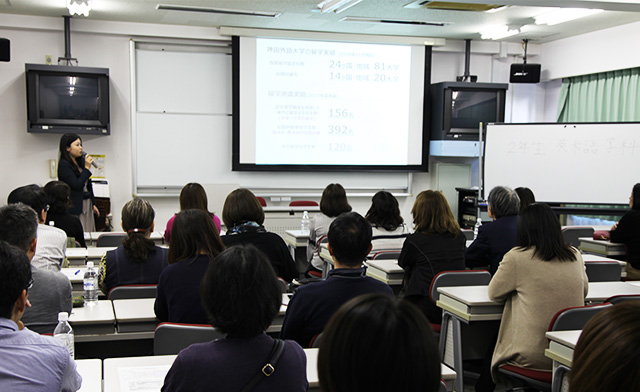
132, 42, 410, 194
484, 123, 640, 204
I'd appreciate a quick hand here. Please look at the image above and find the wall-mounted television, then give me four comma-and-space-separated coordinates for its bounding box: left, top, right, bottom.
431, 81, 507, 141
25, 64, 110, 135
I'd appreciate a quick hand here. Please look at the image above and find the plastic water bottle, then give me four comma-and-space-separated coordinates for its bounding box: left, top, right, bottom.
473, 217, 482, 239
301, 211, 310, 234
83, 261, 98, 306
53, 312, 75, 358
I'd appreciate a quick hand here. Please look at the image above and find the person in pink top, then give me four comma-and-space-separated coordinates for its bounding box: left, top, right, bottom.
164, 183, 221, 242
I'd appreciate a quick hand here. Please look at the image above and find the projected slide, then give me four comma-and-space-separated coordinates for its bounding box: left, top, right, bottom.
237, 37, 426, 169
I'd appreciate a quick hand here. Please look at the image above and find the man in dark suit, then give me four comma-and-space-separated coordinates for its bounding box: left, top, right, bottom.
465, 186, 520, 275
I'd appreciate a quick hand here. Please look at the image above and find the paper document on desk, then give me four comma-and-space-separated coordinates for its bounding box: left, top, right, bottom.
118, 365, 171, 391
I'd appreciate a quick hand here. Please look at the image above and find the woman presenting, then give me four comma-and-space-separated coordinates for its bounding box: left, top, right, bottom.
57, 133, 99, 232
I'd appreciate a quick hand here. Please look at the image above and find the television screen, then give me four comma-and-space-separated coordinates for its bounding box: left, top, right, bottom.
26, 64, 110, 135
450, 90, 498, 130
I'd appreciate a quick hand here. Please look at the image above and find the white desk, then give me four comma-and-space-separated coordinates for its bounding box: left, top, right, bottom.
366, 259, 404, 286
62, 267, 88, 291
86, 231, 164, 245
437, 286, 504, 322
284, 229, 310, 248
544, 330, 581, 368
66, 247, 116, 266
76, 358, 102, 392
579, 237, 626, 256
103, 347, 321, 392
112, 298, 159, 333
585, 281, 640, 303
69, 300, 116, 337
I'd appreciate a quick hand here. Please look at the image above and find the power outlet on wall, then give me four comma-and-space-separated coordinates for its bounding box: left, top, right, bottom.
45, 55, 52, 65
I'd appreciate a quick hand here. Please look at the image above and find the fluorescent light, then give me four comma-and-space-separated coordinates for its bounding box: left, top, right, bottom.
480, 25, 520, 40
317, 0, 362, 14
157, 4, 280, 18
534, 8, 603, 26
340, 16, 449, 27
67, 0, 91, 17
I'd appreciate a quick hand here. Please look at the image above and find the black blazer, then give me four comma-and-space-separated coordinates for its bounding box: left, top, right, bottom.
465, 215, 519, 275
57, 158, 95, 215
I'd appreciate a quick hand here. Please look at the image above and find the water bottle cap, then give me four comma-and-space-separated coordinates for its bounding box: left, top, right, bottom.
86, 261, 94, 268
58, 312, 69, 321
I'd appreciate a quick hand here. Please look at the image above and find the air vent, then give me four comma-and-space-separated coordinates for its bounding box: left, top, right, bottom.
340, 17, 450, 27
156, 4, 281, 18
405, 1, 504, 12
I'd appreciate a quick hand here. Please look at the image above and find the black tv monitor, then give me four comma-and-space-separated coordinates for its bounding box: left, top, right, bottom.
25, 64, 110, 135
431, 81, 507, 141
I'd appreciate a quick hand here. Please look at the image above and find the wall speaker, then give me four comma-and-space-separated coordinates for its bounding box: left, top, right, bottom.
510, 63, 541, 83
0, 38, 9, 62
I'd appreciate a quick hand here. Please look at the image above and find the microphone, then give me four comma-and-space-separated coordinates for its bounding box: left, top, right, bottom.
82, 152, 99, 168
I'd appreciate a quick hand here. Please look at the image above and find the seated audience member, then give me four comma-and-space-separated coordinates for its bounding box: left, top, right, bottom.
154, 209, 225, 324
466, 186, 520, 274
307, 183, 352, 275
365, 190, 410, 255
609, 183, 640, 280
280, 212, 393, 347
318, 294, 440, 392
161, 245, 308, 392
221, 188, 297, 282
43, 181, 87, 248
0, 204, 72, 334
164, 182, 222, 243
489, 203, 588, 384
8, 184, 67, 271
98, 198, 168, 296
514, 187, 535, 213
398, 190, 466, 324
569, 302, 640, 392
0, 241, 81, 391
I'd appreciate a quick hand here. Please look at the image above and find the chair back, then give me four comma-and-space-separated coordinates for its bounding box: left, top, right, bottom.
604, 294, 640, 305
309, 332, 324, 348
108, 284, 158, 300
154, 322, 226, 355
438, 380, 447, 392
370, 250, 401, 260
96, 233, 127, 247
561, 227, 594, 248
276, 277, 288, 294
551, 365, 571, 392
548, 303, 612, 331
257, 196, 267, 207
461, 229, 474, 241
584, 261, 621, 282
429, 270, 491, 304
289, 200, 318, 207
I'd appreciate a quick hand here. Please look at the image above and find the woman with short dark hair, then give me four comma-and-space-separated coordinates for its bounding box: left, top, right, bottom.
489, 203, 588, 383
365, 191, 410, 255
221, 189, 297, 282
161, 245, 308, 392
164, 183, 222, 243
569, 301, 640, 392
154, 209, 225, 324
43, 180, 86, 248
610, 183, 640, 280
98, 198, 168, 296
307, 184, 352, 274
318, 293, 441, 392
398, 190, 466, 324
514, 187, 535, 213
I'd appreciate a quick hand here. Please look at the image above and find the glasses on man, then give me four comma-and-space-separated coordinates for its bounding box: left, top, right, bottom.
25, 278, 34, 292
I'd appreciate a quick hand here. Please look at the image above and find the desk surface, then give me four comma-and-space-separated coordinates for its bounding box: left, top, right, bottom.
586, 281, 640, 302
76, 359, 102, 392
437, 285, 497, 306
544, 330, 581, 368
112, 298, 156, 323
62, 267, 88, 283
70, 300, 115, 324
546, 330, 581, 349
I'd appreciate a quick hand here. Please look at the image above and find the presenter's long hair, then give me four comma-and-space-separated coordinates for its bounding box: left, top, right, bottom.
517, 203, 576, 262
365, 190, 404, 231
168, 209, 225, 264
58, 133, 84, 168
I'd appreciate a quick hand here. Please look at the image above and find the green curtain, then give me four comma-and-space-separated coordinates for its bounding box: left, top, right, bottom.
557, 67, 640, 122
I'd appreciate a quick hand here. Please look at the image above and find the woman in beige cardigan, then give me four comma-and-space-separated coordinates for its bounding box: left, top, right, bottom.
488, 203, 588, 382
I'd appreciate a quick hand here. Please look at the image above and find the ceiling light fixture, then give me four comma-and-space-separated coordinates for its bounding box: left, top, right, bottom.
534, 8, 603, 26
480, 25, 520, 40
67, 0, 91, 17
157, 4, 281, 18
340, 16, 450, 27
317, 0, 362, 14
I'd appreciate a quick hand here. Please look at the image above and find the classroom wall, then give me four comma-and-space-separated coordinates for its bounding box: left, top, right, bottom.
0, 14, 630, 230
